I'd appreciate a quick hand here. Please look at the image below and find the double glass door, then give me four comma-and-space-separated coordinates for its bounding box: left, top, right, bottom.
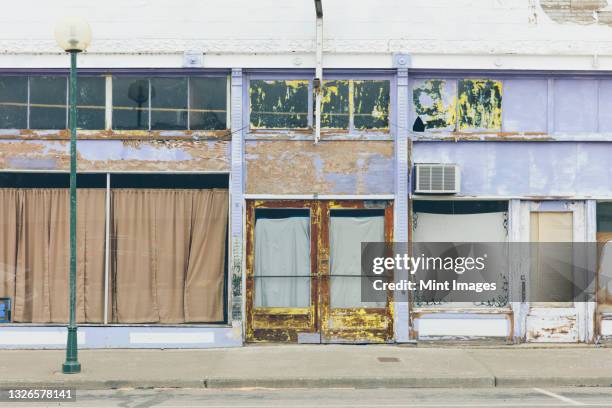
245, 200, 393, 343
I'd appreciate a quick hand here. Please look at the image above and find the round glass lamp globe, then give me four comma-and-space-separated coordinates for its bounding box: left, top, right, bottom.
54, 17, 92, 52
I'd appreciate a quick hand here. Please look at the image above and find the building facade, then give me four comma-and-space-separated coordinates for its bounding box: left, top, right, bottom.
1, 0, 612, 348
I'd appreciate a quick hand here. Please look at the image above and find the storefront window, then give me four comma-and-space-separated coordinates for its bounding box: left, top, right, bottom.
0, 75, 105, 130
597, 203, 612, 312
412, 200, 509, 308
0, 173, 229, 324
112, 75, 228, 131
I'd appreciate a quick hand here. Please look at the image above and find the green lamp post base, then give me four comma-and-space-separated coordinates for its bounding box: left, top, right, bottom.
62, 360, 81, 374
62, 326, 81, 374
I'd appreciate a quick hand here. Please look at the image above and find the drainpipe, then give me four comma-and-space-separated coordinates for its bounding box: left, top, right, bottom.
314, 0, 323, 144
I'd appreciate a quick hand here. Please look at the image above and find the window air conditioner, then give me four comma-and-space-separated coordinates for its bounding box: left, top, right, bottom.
414, 163, 460, 194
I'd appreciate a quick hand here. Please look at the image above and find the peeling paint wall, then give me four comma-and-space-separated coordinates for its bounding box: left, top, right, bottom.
245, 140, 393, 195
540, 0, 612, 26
526, 312, 578, 342
4, 1, 612, 61
0, 139, 230, 172
412, 141, 612, 198
412, 79, 502, 132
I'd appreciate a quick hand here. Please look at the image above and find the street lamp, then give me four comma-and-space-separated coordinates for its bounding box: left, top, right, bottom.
54, 16, 92, 375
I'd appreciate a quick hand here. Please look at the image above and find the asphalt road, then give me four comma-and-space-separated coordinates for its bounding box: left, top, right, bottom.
2, 387, 612, 407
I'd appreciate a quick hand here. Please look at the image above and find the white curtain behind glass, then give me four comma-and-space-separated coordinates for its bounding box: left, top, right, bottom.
330, 215, 385, 308
413, 211, 507, 307
254, 216, 310, 308
413, 212, 507, 242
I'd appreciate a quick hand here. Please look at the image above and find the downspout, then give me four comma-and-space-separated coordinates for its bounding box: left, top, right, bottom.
314, 0, 323, 144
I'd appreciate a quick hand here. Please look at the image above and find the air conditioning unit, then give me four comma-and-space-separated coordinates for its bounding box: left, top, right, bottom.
414, 163, 460, 194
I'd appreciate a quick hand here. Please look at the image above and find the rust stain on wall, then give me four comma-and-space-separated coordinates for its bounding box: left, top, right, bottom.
0, 139, 230, 172
245, 140, 394, 195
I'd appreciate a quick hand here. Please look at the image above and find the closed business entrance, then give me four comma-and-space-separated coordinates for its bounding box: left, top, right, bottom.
245, 200, 393, 343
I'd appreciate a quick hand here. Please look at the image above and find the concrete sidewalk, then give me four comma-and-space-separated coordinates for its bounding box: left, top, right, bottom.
1, 345, 612, 389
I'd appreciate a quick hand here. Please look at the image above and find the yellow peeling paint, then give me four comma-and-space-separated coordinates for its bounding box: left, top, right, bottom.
458, 79, 502, 130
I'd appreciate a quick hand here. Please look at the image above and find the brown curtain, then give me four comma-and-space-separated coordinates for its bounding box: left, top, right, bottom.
112, 189, 228, 323
0, 189, 19, 316
0, 188, 106, 323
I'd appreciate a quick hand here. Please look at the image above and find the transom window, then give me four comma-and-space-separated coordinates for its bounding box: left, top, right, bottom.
248, 77, 390, 132
0, 74, 228, 131
112, 76, 227, 131
0, 76, 105, 130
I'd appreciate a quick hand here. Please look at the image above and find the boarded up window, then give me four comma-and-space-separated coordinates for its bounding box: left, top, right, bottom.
320, 80, 349, 129
353, 80, 389, 130
0, 76, 27, 129
458, 79, 502, 130
502, 79, 547, 133
250, 80, 309, 129
412, 79, 456, 131
530, 212, 573, 307
555, 79, 597, 133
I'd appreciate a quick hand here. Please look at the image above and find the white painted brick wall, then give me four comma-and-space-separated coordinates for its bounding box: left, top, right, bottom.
2, 0, 612, 69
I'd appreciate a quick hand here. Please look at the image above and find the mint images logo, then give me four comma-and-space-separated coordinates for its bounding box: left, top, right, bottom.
360, 242, 597, 305
370, 251, 495, 294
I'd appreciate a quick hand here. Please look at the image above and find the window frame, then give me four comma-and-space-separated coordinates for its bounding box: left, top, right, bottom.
0, 69, 231, 136
410, 74, 505, 134
408, 70, 612, 138
111, 74, 230, 132
0, 170, 231, 327
410, 198, 511, 312
0, 74, 106, 131
244, 70, 395, 139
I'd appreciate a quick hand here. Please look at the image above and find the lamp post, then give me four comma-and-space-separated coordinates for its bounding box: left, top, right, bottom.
54, 17, 92, 375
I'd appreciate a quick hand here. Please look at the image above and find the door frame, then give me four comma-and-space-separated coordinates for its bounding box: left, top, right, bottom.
319, 200, 394, 343
520, 200, 594, 343
245, 199, 394, 343
245, 200, 319, 342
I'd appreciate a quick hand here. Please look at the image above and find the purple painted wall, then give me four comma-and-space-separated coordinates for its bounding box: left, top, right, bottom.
412, 141, 612, 198
555, 80, 598, 133
502, 79, 548, 133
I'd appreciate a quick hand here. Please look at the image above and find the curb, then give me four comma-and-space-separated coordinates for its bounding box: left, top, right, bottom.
2, 376, 612, 389
0, 380, 205, 390
204, 376, 495, 389
495, 376, 612, 388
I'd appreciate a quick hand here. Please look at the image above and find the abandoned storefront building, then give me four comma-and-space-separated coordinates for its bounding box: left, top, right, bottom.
1, 67, 612, 348
2, 1, 612, 348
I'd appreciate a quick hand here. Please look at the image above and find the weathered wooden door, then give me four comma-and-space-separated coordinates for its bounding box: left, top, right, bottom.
246, 200, 393, 343
318, 200, 394, 343
245, 200, 319, 342
521, 201, 593, 342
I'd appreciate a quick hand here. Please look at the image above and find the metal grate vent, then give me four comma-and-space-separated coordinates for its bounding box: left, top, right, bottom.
414, 163, 460, 194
